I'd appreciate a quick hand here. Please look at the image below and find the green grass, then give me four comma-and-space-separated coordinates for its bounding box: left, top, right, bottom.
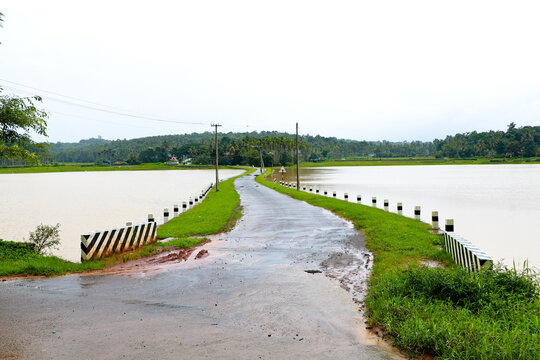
0, 239, 107, 276
300, 157, 540, 167
156, 169, 253, 238
0, 163, 242, 174
256, 171, 539, 359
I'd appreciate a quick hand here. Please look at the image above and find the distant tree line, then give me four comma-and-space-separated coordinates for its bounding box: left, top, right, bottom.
433, 123, 539, 158
3, 124, 538, 167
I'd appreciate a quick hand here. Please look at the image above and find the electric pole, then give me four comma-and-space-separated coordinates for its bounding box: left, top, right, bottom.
296, 122, 300, 190
211, 124, 222, 191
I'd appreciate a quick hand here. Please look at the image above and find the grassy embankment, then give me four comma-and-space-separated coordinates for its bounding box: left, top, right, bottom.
0, 169, 252, 277
0, 162, 242, 174
300, 156, 540, 167
257, 171, 539, 359
156, 169, 253, 239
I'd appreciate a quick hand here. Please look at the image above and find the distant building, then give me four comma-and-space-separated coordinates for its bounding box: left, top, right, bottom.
166, 156, 180, 165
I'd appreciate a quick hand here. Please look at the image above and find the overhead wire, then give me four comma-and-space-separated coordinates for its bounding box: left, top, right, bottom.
0, 78, 211, 126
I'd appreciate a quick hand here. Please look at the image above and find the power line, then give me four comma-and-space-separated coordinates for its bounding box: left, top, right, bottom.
0, 78, 210, 126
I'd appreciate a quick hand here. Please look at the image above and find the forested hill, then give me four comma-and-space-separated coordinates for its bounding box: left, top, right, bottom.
47, 124, 539, 166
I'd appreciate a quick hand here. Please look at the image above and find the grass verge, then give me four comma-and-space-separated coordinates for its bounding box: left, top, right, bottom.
256, 170, 539, 359
156, 169, 253, 238
0, 240, 107, 276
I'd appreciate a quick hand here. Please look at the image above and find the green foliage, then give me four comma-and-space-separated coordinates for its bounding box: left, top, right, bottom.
0, 240, 37, 260
257, 171, 539, 359
365, 266, 539, 359
0, 87, 49, 163
156, 170, 250, 238
42, 123, 539, 167
27, 223, 61, 255
0, 239, 106, 276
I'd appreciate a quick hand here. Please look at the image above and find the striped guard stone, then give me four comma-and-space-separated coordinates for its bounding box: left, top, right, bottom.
81, 222, 157, 261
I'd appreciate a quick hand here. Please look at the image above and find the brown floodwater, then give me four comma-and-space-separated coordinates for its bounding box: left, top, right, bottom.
276, 164, 540, 270
0, 169, 243, 262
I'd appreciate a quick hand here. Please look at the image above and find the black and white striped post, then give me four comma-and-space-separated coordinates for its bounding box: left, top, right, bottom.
324, 190, 328, 196
414, 206, 421, 221
372, 197, 377, 207
194, 196, 199, 204
357, 195, 361, 203
445, 219, 454, 232
182, 201, 187, 212
397, 202, 403, 215
384, 199, 389, 211
164, 208, 169, 223
316, 188, 319, 194
303, 186, 306, 191
309, 187, 313, 192
148, 214, 154, 222
174, 204, 179, 217
81, 222, 157, 261
333, 191, 337, 198
189, 198, 194, 207
432, 211, 439, 230
344, 193, 349, 201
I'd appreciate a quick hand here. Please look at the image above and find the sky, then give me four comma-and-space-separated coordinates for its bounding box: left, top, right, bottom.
1, 0, 539, 143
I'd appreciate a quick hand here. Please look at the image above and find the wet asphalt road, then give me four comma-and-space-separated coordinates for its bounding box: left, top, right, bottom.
0, 174, 401, 359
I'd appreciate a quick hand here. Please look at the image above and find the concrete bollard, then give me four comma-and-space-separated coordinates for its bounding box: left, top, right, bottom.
148, 214, 154, 222
344, 193, 349, 201
432, 211, 439, 230
372, 197, 377, 207
324, 190, 328, 196
182, 202, 187, 212
445, 219, 454, 232
126, 221, 133, 226
357, 195, 361, 203
293, 184, 296, 188
384, 199, 389, 211
332, 191, 337, 198
174, 204, 179, 217
309, 187, 313, 192
199, 194, 203, 200
397, 202, 403, 215
316, 188, 319, 193
194, 197, 198, 204
164, 208, 169, 222
303, 186, 306, 191
189, 198, 194, 207
414, 206, 421, 221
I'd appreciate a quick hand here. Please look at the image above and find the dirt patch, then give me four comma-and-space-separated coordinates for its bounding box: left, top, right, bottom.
194, 249, 209, 259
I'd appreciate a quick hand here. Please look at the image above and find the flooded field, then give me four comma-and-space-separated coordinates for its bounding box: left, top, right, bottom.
278, 164, 540, 270
0, 169, 243, 262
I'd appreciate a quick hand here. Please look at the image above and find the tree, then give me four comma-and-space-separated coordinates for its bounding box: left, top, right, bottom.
0, 87, 49, 163
28, 223, 61, 255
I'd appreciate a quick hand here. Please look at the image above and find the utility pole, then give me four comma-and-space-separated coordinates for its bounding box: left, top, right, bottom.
211, 124, 222, 191
258, 146, 264, 174
296, 122, 300, 191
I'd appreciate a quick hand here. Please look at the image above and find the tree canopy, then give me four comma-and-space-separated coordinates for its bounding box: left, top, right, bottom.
0, 87, 49, 163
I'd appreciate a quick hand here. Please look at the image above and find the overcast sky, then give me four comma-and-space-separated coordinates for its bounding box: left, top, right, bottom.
1, 0, 539, 143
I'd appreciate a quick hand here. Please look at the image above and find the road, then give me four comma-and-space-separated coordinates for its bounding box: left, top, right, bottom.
0, 173, 402, 359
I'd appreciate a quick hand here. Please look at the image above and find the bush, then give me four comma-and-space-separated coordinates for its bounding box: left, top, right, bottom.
27, 223, 61, 255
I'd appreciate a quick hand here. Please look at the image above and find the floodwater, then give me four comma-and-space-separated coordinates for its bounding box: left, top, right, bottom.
0, 169, 243, 262
279, 164, 540, 270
